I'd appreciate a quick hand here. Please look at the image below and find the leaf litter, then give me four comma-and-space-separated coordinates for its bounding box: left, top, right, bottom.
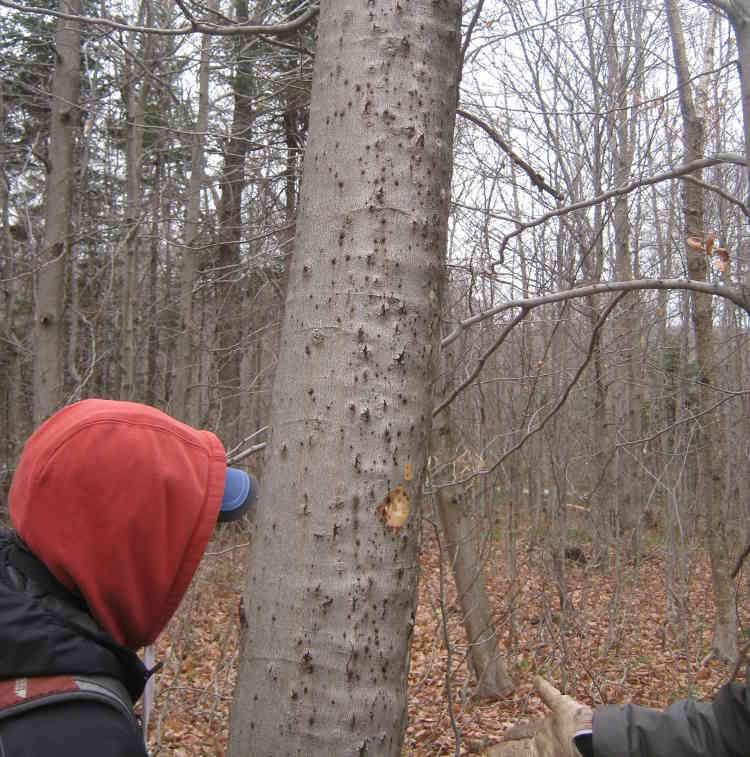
146, 521, 749, 755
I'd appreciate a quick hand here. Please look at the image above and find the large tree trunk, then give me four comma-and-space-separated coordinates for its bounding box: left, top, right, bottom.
227, 1, 462, 753
666, 0, 737, 662
33, 0, 82, 423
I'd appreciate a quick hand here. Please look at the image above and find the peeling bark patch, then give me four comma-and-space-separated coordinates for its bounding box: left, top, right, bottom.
375, 485, 409, 531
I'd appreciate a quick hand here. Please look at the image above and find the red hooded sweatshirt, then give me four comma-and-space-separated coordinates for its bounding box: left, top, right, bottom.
8, 399, 227, 650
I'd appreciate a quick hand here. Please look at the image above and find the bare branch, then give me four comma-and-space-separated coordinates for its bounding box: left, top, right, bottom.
434, 307, 530, 416
435, 293, 626, 488
457, 109, 563, 201
498, 153, 747, 256
460, 1, 487, 77
0, 0, 319, 37
441, 277, 750, 348
227, 442, 267, 465
682, 174, 750, 217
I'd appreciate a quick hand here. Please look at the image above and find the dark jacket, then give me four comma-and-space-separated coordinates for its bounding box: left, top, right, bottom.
593, 672, 750, 756
0, 532, 150, 756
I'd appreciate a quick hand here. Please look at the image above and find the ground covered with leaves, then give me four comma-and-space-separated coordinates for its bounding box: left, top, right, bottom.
146, 521, 749, 755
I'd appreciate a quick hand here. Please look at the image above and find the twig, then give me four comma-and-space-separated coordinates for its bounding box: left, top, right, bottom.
427, 513, 462, 757
226, 442, 266, 465
225, 426, 269, 458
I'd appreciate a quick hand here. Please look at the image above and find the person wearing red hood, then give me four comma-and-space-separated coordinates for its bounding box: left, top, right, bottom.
0, 399, 257, 755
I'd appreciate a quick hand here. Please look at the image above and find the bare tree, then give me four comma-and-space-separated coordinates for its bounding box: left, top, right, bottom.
173, 10, 212, 425
214, 0, 257, 442
666, 0, 737, 662
33, 0, 82, 423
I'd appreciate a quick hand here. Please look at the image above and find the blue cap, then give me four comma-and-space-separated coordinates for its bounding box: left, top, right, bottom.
218, 468, 257, 522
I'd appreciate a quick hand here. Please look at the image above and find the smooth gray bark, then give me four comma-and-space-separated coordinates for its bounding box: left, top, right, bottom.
227, 1, 462, 754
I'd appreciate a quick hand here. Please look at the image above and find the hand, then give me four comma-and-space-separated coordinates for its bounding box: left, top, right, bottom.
489, 677, 593, 757
530, 677, 592, 756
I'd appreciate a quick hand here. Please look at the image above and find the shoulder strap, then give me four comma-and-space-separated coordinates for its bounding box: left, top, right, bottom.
0, 674, 140, 734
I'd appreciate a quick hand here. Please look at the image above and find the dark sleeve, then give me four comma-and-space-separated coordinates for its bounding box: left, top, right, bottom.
592, 678, 750, 757
713, 680, 750, 755
0, 701, 149, 757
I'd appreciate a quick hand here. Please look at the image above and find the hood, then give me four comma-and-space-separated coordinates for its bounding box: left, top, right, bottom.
9, 399, 226, 650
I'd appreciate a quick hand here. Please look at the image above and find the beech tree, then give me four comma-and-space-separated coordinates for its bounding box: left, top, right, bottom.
227, 0, 462, 753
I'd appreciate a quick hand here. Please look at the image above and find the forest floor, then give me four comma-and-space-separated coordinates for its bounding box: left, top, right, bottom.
146, 519, 749, 756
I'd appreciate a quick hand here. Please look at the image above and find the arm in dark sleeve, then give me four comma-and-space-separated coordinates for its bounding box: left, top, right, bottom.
712, 679, 750, 755
592, 677, 750, 757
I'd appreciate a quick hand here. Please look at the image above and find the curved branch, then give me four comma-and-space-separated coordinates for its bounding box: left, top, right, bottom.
682, 174, 750, 217
498, 153, 747, 257
441, 277, 750, 348
0, 0, 319, 37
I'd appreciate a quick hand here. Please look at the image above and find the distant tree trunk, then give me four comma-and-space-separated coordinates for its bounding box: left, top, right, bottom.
704, 0, 750, 186
173, 21, 211, 425
33, 0, 82, 423
215, 0, 255, 443
227, 0, 462, 753
432, 400, 513, 699
119, 3, 152, 401
0, 80, 24, 477
666, 0, 736, 661
146, 148, 161, 407
603, 1, 640, 536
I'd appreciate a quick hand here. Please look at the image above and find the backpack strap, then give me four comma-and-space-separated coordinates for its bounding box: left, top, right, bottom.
0, 674, 140, 734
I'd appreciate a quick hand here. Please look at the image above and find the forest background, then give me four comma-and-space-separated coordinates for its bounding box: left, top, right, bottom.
1, 0, 750, 754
